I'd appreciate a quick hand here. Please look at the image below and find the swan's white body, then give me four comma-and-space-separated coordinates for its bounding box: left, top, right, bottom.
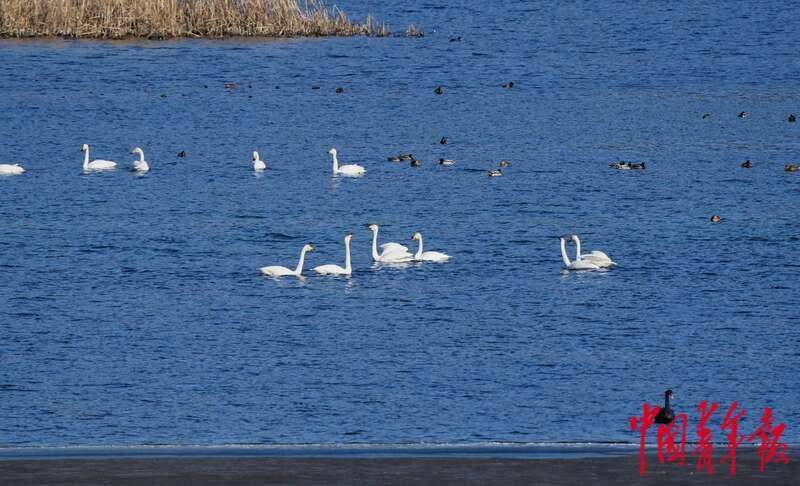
131, 147, 150, 173
571, 235, 615, 268
329, 148, 365, 177
260, 244, 314, 277
412, 232, 451, 262
253, 151, 266, 171
560, 236, 600, 270
313, 234, 352, 275
368, 224, 413, 262
82, 144, 117, 171
0, 164, 25, 175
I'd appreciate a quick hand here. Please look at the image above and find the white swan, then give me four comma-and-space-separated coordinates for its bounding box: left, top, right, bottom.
411, 232, 451, 262
130, 147, 150, 173
313, 233, 353, 276
368, 224, 413, 262
329, 148, 365, 177
560, 236, 600, 271
571, 235, 615, 268
252, 151, 266, 171
260, 244, 314, 277
0, 164, 25, 176
82, 144, 116, 171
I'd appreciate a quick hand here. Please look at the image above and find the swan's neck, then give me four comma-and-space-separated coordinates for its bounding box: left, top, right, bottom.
138, 151, 145, 163
344, 238, 351, 272
331, 152, 339, 172
83, 149, 89, 169
295, 248, 308, 274
414, 236, 424, 259
371, 229, 379, 260
664, 394, 671, 409
560, 238, 571, 266
574, 236, 583, 260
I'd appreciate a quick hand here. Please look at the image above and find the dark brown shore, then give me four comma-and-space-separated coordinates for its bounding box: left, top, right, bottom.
0, 451, 796, 485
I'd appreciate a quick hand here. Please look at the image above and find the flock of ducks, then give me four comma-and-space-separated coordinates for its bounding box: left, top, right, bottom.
617, 111, 800, 172
384, 151, 509, 175
260, 225, 451, 278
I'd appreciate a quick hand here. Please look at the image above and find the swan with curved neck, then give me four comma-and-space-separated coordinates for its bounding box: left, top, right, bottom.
130, 147, 149, 173
329, 148, 365, 177
368, 224, 412, 262
571, 235, 614, 267
0, 163, 25, 176
252, 151, 266, 171
313, 233, 353, 275
560, 236, 599, 270
260, 244, 314, 277
411, 232, 451, 262
82, 144, 117, 171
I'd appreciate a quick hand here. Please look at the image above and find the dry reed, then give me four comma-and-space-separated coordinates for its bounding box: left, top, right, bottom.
0, 0, 389, 39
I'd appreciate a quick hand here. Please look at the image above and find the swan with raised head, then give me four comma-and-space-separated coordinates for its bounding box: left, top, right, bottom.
313, 233, 353, 276
82, 144, 116, 171
571, 235, 615, 268
368, 224, 413, 262
130, 147, 149, 173
329, 148, 365, 177
654, 390, 675, 424
411, 232, 450, 262
560, 236, 600, 271
260, 244, 314, 277
0, 163, 25, 176
252, 151, 266, 171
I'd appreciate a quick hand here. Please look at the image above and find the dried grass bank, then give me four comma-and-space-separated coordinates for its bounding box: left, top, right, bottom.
0, 0, 388, 39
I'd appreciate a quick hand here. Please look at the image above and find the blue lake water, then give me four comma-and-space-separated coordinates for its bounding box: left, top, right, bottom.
1, 1, 799, 448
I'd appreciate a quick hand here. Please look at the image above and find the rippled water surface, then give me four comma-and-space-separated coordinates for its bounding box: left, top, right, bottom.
1, 1, 799, 447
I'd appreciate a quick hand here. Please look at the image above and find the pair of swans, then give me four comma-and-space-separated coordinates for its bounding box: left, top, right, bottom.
560, 234, 615, 270
329, 148, 365, 177
0, 163, 25, 176
82, 144, 149, 173
369, 224, 450, 263
259, 236, 353, 278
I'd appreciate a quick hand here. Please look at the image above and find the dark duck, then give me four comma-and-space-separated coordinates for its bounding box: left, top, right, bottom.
654, 389, 675, 424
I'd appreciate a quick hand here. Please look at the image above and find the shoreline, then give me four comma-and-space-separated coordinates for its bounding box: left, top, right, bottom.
0, 443, 639, 461
0, 449, 794, 485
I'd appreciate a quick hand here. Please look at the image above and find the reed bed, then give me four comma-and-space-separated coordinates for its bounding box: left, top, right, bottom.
0, 0, 388, 39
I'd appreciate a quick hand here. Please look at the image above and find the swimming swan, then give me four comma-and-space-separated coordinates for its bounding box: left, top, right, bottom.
260, 244, 314, 277
0, 164, 25, 176
130, 147, 150, 173
82, 144, 117, 171
560, 236, 600, 270
313, 233, 353, 276
329, 148, 365, 177
571, 235, 615, 268
411, 232, 451, 262
368, 224, 413, 262
654, 390, 675, 424
252, 151, 266, 171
